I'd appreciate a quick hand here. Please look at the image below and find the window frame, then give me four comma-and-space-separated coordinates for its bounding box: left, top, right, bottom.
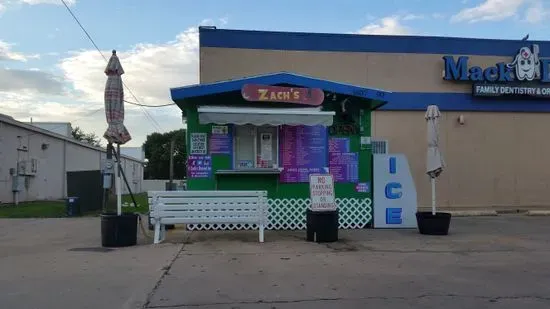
233, 125, 279, 169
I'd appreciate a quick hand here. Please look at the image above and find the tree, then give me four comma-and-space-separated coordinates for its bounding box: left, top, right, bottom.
71, 126, 102, 147
142, 129, 187, 179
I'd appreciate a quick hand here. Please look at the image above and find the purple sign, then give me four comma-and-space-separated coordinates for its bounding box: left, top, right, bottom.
329, 152, 359, 183
210, 125, 233, 154
279, 125, 328, 183
355, 182, 370, 193
187, 155, 212, 178
329, 137, 350, 153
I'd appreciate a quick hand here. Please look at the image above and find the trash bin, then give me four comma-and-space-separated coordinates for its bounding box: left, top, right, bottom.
66, 197, 81, 217
306, 209, 339, 243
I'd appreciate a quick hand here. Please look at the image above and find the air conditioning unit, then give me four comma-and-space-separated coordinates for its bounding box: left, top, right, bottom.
17, 160, 27, 176
29, 158, 38, 175
371, 139, 389, 154
17, 159, 38, 176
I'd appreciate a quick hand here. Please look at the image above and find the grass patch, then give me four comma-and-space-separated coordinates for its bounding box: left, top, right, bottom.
0, 201, 66, 218
121, 193, 149, 214
0, 193, 150, 219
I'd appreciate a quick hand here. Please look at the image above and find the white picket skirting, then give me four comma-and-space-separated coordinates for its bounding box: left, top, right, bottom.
186, 197, 372, 231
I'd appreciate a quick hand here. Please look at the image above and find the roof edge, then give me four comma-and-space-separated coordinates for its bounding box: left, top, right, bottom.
0, 116, 145, 163
170, 71, 392, 103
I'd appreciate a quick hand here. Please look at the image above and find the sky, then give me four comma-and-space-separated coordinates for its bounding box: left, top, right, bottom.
0, 0, 549, 147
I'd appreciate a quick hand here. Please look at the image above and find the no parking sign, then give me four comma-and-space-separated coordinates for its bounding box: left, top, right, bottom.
309, 174, 337, 211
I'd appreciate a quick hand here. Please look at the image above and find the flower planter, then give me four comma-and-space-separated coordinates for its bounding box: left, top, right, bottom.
100, 212, 138, 247
416, 211, 452, 235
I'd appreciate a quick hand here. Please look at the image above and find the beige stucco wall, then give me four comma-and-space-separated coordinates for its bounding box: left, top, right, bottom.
372, 111, 550, 209
199, 47, 550, 209
0, 120, 144, 204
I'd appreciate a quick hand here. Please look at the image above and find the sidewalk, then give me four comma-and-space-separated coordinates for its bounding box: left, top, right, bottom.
0, 217, 182, 309
147, 215, 550, 308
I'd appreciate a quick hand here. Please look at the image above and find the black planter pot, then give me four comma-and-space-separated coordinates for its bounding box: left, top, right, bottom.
416, 211, 452, 236
101, 212, 138, 247
305, 209, 339, 243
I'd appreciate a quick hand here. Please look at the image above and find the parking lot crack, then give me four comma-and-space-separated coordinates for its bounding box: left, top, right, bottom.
145, 294, 550, 308
142, 232, 192, 309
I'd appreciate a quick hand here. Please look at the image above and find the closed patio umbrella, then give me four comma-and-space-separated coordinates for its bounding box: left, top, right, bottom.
426, 105, 444, 215
104, 50, 131, 216
104, 50, 131, 145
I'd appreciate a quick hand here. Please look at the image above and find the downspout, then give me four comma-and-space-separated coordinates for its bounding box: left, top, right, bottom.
62, 140, 67, 198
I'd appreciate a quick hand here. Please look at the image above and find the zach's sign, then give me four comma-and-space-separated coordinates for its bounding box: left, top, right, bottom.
443, 44, 550, 98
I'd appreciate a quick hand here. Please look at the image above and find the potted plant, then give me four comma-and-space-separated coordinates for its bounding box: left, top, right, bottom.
416, 105, 451, 235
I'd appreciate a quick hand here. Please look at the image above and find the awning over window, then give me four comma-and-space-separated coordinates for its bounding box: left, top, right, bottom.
197, 106, 336, 126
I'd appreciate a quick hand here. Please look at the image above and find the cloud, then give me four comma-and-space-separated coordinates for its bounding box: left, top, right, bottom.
0, 40, 39, 62
356, 15, 413, 35
451, 0, 532, 23
0, 19, 221, 146
0, 0, 75, 12
402, 14, 424, 21
0, 68, 65, 94
59, 26, 199, 106
524, 0, 550, 23
19, 0, 75, 5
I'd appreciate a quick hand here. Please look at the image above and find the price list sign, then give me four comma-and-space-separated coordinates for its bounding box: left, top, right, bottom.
279, 125, 328, 183
329, 152, 359, 183
210, 125, 233, 155
328, 137, 358, 183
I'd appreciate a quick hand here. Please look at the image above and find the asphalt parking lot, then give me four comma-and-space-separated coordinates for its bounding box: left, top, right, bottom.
2, 215, 550, 308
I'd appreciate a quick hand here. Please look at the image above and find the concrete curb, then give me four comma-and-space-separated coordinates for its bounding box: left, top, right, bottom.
526, 210, 550, 216
449, 210, 498, 217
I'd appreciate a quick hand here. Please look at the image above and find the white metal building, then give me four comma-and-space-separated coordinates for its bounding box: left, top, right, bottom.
0, 113, 145, 204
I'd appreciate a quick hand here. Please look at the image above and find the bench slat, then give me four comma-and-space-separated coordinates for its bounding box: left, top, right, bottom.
155, 205, 261, 212
155, 210, 260, 218
156, 197, 261, 206
149, 190, 266, 197
160, 217, 259, 225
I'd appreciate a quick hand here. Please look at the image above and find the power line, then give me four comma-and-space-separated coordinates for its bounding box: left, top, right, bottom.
59, 0, 164, 132
20, 107, 104, 139
123, 100, 176, 108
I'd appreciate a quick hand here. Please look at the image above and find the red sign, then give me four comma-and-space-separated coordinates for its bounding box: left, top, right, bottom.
241, 84, 324, 106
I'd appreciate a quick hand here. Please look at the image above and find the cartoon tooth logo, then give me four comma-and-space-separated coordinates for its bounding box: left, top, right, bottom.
507, 44, 541, 81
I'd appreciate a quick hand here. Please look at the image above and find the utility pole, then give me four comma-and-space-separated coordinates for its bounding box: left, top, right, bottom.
168, 138, 175, 191
102, 143, 115, 212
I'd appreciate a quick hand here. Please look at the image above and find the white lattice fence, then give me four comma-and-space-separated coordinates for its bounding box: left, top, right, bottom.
187, 197, 372, 231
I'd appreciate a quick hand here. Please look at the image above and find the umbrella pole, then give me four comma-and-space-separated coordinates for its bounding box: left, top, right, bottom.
431, 177, 436, 215
116, 143, 122, 216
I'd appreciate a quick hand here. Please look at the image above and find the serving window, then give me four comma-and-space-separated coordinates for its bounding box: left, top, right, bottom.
234, 125, 279, 169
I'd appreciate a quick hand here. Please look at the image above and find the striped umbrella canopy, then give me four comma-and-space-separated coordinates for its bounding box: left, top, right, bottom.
103, 50, 131, 145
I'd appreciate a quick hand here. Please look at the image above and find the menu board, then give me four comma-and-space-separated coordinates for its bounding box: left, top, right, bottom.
187, 155, 212, 178
210, 125, 233, 154
329, 153, 359, 183
279, 125, 328, 183
329, 137, 350, 153
328, 137, 358, 183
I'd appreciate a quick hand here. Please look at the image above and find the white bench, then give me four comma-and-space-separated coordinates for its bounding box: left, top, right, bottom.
148, 190, 268, 244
